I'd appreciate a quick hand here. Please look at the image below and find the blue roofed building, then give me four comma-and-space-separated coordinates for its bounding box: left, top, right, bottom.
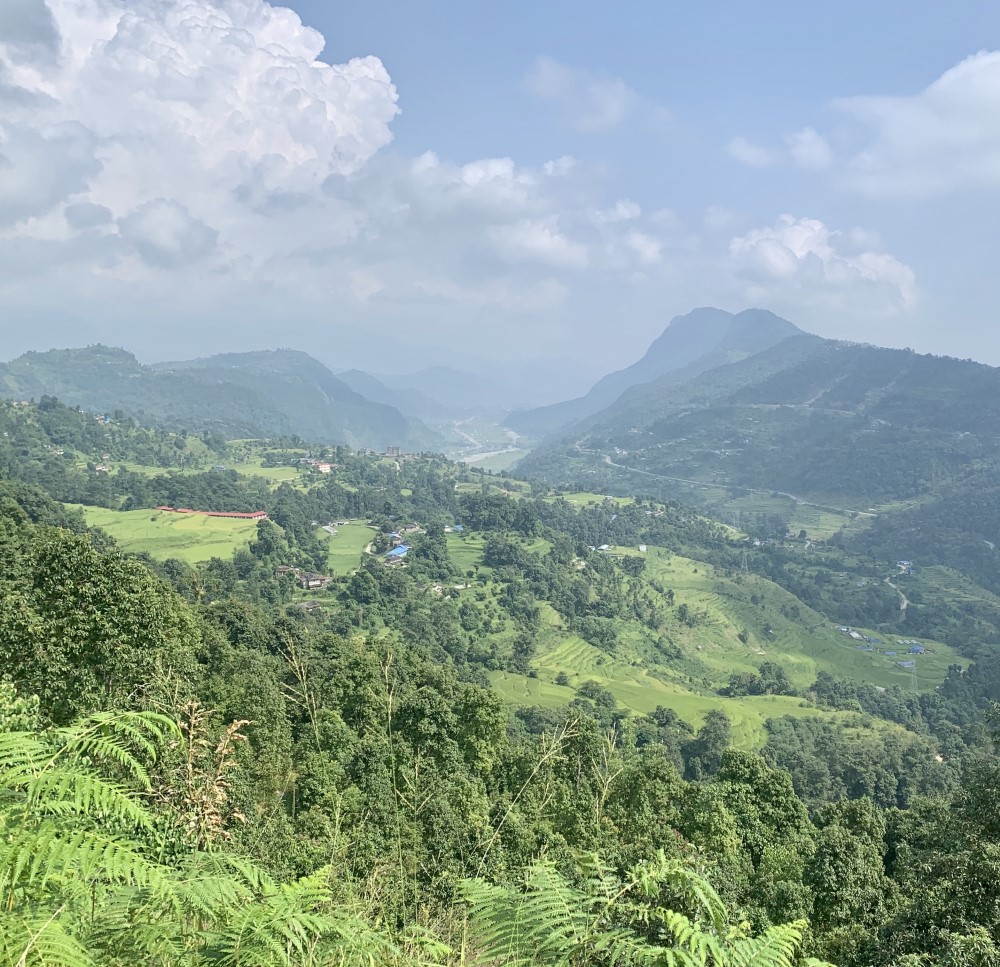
385, 544, 410, 561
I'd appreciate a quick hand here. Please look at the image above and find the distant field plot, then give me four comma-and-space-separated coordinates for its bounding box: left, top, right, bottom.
488, 668, 829, 749
460, 450, 529, 472
447, 532, 486, 573
709, 492, 869, 541
321, 522, 375, 576
642, 549, 961, 691
226, 462, 302, 484
485, 542, 965, 748
113, 459, 302, 488
117, 461, 199, 477
544, 492, 636, 507
74, 505, 257, 563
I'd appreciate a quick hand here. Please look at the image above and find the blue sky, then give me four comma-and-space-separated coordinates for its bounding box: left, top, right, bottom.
2, 0, 1000, 385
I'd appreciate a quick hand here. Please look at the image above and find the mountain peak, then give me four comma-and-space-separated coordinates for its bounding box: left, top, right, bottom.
505, 306, 807, 437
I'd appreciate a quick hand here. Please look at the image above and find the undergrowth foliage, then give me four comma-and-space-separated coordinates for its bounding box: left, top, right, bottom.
0, 692, 408, 966
0, 680, 834, 966
461, 851, 833, 967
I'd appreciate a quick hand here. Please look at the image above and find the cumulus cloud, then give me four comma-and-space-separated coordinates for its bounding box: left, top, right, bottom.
524, 57, 653, 131
729, 214, 917, 314
0, 0, 59, 62
594, 199, 641, 223
0, 121, 98, 226
0, 1, 921, 364
726, 136, 773, 167
118, 199, 218, 268
834, 50, 1000, 196
490, 219, 589, 269
64, 201, 111, 230
0, 0, 398, 228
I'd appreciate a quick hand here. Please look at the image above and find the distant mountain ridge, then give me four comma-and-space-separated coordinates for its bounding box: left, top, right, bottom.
505, 307, 804, 437
518, 328, 1000, 513
0, 345, 436, 449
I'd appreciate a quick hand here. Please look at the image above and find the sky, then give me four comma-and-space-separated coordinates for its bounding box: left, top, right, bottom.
2, 0, 1000, 389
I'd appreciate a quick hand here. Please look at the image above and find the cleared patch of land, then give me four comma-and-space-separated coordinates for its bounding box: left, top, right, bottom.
72, 505, 258, 563
321, 522, 376, 576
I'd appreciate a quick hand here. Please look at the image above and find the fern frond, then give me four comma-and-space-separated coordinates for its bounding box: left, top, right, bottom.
25, 769, 154, 831
0, 910, 95, 967
726, 920, 806, 967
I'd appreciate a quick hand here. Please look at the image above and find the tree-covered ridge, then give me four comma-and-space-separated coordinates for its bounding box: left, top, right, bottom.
522, 341, 1000, 505
0, 344, 437, 449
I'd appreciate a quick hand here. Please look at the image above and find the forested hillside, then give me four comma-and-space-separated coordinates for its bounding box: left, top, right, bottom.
3, 396, 1000, 965
0, 345, 436, 449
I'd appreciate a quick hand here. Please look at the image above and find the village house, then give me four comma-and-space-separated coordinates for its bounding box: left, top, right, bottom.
385, 544, 410, 564
275, 565, 332, 590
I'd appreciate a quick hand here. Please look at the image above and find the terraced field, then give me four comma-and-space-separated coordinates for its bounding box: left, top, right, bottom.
484, 544, 963, 747
73, 505, 258, 563
447, 532, 488, 573
321, 522, 376, 576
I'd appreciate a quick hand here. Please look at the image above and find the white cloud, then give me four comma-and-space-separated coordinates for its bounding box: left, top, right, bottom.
727, 130, 831, 170
729, 214, 917, 314
834, 50, 1000, 196
624, 231, 661, 265
0, 2, 922, 364
524, 56, 649, 131
726, 136, 773, 167
490, 218, 589, 269
0, 121, 98, 225
0, 0, 59, 62
786, 127, 832, 169
0, 0, 398, 225
118, 199, 218, 268
594, 199, 641, 223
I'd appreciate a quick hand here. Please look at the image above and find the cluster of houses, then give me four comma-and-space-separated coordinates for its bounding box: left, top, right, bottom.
300, 456, 338, 474
276, 565, 332, 590
837, 626, 928, 662
383, 523, 425, 565
896, 560, 914, 575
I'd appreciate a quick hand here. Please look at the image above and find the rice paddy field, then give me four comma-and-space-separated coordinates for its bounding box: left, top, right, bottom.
321, 522, 376, 576
72, 505, 258, 563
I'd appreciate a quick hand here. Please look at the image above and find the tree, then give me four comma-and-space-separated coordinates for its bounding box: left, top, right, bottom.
683, 710, 732, 779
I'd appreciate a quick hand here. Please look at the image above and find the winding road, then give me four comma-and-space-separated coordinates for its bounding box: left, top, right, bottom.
885, 575, 910, 614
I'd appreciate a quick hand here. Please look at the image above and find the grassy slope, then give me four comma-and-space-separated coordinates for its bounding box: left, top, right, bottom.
321, 522, 377, 576
455, 531, 962, 746
74, 505, 258, 563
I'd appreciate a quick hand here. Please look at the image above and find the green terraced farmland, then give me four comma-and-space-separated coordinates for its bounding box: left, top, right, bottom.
321, 522, 376, 576
73, 505, 258, 563
488, 544, 964, 748
447, 532, 487, 573
488, 668, 831, 749
544, 491, 636, 507
641, 549, 961, 692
